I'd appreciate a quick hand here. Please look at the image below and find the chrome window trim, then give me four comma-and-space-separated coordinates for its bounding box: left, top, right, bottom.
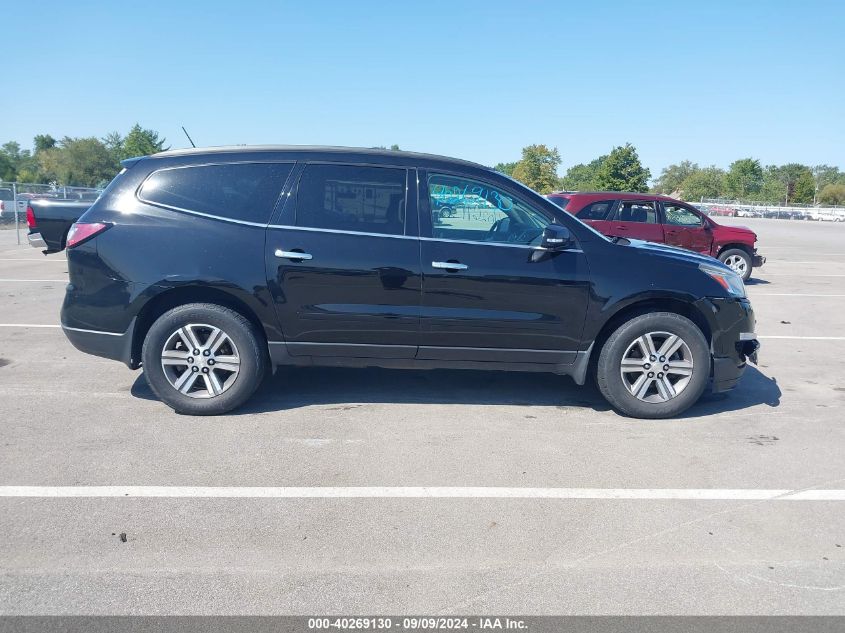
266, 224, 418, 240
62, 325, 123, 337
142, 205, 270, 227
264, 225, 584, 251
422, 236, 583, 252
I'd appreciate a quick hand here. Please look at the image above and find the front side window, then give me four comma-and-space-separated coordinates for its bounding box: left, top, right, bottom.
577, 200, 615, 221
138, 162, 292, 224
295, 164, 407, 235
428, 173, 550, 245
664, 203, 702, 226
614, 201, 658, 224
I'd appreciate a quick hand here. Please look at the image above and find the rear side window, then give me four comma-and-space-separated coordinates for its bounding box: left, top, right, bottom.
295, 164, 407, 235
613, 201, 658, 224
139, 162, 293, 224
545, 195, 570, 210
0, 189, 13, 201
576, 200, 615, 221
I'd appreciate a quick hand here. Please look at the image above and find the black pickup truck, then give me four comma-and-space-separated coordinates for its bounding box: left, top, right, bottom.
27, 199, 93, 253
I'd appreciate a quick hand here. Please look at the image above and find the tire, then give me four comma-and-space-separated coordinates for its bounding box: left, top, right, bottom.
141, 303, 267, 415
718, 248, 752, 281
596, 312, 711, 419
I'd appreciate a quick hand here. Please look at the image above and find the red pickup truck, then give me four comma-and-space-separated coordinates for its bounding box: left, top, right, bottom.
546, 192, 765, 280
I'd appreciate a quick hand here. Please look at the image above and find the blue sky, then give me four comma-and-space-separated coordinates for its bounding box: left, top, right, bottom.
3, 1, 843, 176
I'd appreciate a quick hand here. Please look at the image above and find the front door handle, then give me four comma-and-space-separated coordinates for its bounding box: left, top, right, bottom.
275, 249, 313, 261
432, 261, 468, 271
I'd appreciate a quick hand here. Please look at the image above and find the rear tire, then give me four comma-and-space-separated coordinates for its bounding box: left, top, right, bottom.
141, 303, 267, 415
596, 312, 710, 419
718, 248, 752, 281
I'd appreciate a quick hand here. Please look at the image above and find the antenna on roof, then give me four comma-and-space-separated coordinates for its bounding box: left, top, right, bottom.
181, 126, 196, 148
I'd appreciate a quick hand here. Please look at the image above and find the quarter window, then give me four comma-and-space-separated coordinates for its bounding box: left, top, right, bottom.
138, 162, 292, 224
614, 201, 657, 224
428, 173, 550, 245
577, 201, 615, 221
664, 204, 702, 226
295, 164, 407, 235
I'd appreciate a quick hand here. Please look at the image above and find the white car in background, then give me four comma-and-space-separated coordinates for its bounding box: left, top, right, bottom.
0, 188, 14, 221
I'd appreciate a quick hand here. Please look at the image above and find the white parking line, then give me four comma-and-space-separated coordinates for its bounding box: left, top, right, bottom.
0, 258, 66, 262
0, 486, 843, 500
758, 335, 845, 340
757, 273, 845, 277
0, 324, 61, 329
0, 278, 65, 282
749, 293, 845, 297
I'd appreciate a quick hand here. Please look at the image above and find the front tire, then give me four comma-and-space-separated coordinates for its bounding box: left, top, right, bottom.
596, 312, 710, 419
141, 303, 267, 415
718, 248, 752, 281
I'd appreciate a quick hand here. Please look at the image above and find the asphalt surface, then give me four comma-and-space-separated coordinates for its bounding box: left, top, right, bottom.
0, 218, 843, 615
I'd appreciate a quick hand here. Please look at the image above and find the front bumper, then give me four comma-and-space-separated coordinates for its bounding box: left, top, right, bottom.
752, 251, 766, 267
697, 297, 759, 393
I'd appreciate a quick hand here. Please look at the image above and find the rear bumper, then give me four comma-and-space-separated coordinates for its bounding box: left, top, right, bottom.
61, 318, 137, 368
27, 232, 46, 249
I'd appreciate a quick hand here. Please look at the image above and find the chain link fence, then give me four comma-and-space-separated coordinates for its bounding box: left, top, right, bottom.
0, 181, 101, 244
696, 198, 845, 221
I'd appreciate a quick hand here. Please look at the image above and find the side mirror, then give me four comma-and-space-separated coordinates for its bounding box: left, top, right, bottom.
540, 224, 574, 250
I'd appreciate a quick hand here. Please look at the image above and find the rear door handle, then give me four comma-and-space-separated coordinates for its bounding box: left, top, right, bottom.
275, 249, 313, 261
432, 261, 468, 271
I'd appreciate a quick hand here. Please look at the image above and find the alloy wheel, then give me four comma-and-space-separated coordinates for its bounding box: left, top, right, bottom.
620, 331, 694, 403
160, 323, 241, 398
723, 254, 748, 275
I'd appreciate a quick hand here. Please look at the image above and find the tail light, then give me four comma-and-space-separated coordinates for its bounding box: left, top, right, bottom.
26, 205, 35, 228
0, 201, 4, 212
66, 222, 111, 248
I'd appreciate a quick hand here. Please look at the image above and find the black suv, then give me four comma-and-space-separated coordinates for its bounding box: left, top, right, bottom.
61, 146, 759, 418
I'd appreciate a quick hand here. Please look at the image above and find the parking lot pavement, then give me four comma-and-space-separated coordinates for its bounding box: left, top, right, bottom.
0, 220, 843, 615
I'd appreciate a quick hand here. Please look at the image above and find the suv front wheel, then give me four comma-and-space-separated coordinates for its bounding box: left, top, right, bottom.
596, 312, 710, 419
141, 303, 267, 415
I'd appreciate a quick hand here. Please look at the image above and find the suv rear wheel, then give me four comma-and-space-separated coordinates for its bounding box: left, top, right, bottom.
718, 248, 752, 281
596, 312, 710, 419
141, 303, 267, 415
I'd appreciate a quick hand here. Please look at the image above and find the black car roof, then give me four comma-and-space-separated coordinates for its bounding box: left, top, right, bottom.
149, 145, 489, 171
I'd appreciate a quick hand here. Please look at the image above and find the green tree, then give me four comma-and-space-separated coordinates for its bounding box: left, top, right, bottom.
120, 124, 168, 159
723, 158, 763, 200
818, 183, 845, 205
678, 166, 726, 201
0, 141, 38, 182
594, 143, 650, 192
0, 153, 14, 181
560, 155, 606, 191
493, 161, 518, 177
812, 165, 843, 191
652, 160, 699, 195
510, 144, 561, 193
33, 134, 57, 153
761, 164, 815, 204
38, 137, 117, 187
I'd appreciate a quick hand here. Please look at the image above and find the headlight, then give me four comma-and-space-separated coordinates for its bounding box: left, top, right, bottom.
699, 263, 746, 298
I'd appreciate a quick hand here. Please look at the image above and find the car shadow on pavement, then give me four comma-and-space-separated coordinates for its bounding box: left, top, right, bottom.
745, 278, 771, 286
680, 366, 781, 418
131, 364, 780, 417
